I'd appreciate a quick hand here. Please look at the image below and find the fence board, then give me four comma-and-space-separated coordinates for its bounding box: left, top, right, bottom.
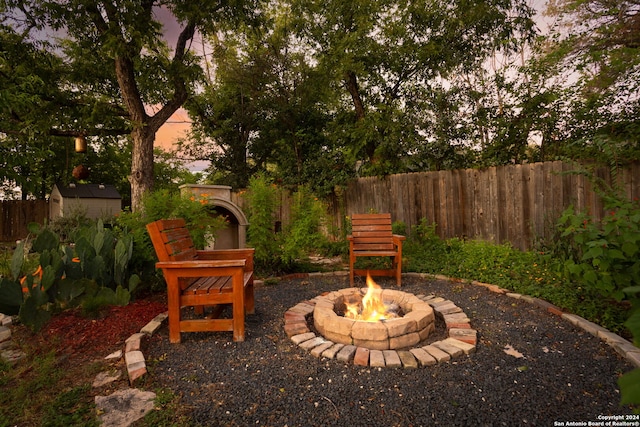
336, 160, 640, 250
1, 200, 49, 241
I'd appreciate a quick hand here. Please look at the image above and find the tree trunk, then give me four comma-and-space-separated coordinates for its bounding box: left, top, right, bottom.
345, 70, 366, 121
345, 70, 378, 160
130, 126, 156, 213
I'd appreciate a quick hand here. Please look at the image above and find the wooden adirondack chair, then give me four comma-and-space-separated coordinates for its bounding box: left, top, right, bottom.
146, 218, 255, 343
348, 213, 405, 287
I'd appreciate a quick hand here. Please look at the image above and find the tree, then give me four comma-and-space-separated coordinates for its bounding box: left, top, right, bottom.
184, 10, 350, 195
289, 0, 537, 174
536, 0, 640, 162
1, 0, 256, 210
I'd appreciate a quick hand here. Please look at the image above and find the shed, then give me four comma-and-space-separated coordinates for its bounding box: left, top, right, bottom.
49, 183, 122, 220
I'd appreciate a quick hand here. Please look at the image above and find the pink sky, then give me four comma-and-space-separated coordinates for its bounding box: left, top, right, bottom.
155, 108, 191, 151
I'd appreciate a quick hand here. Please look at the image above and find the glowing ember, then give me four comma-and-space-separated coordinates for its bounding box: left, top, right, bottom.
344, 274, 399, 322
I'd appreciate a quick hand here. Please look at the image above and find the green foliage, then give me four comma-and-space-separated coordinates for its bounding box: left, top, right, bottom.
281, 186, 329, 265
41, 385, 99, 427
141, 189, 227, 250
246, 176, 283, 273
47, 205, 92, 242
246, 177, 334, 275
403, 218, 630, 333
551, 197, 640, 302
0, 348, 100, 427
619, 286, 640, 412
0, 220, 140, 331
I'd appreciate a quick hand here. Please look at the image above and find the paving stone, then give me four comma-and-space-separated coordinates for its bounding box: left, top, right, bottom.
140, 313, 167, 335
95, 388, 156, 427
425, 297, 446, 305
409, 347, 437, 366
289, 302, 315, 316
125, 333, 146, 353
322, 343, 345, 359
291, 332, 316, 344
0, 314, 11, 326
449, 328, 477, 345
105, 350, 123, 360
1, 348, 25, 364
627, 350, 640, 369
575, 317, 609, 337
432, 340, 464, 357
433, 303, 462, 315
92, 370, 122, 388
299, 337, 326, 351
310, 341, 335, 358
382, 350, 402, 368
369, 350, 386, 367
422, 344, 451, 362
354, 347, 370, 366
336, 345, 357, 363
0, 326, 11, 343
442, 337, 476, 355
397, 350, 418, 368
285, 323, 310, 337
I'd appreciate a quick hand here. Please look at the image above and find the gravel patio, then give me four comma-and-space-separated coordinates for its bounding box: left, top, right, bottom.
146, 274, 636, 426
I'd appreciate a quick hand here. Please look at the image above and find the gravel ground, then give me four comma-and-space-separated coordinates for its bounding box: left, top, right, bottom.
146, 275, 636, 426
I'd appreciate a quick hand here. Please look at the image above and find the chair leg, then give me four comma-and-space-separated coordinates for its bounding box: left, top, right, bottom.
232, 272, 245, 342
166, 277, 182, 344
245, 284, 255, 315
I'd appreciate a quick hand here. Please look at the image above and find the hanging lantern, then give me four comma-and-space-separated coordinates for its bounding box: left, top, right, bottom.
75, 135, 87, 153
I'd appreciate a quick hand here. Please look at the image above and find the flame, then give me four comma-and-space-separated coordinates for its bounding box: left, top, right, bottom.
344, 273, 397, 322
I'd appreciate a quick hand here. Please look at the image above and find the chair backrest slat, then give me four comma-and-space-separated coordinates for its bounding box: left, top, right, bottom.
146, 219, 197, 262
350, 213, 394, 251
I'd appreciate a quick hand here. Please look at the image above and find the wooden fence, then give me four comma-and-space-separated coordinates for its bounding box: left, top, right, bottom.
0, 200, 49, 242
338, 160, 640, 250
3, 161, 640, 250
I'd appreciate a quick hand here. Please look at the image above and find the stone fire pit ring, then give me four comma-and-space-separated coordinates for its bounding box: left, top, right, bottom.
314, 288, 435, 350
284, 286, 478, 369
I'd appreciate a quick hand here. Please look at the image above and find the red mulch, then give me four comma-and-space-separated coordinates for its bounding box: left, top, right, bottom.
40, 296, 167, 361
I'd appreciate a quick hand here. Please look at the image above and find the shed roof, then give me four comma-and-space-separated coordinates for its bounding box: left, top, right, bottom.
54, 183, 121, 199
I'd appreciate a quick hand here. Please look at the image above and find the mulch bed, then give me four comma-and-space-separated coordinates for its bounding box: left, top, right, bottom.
40, 295, 167, 362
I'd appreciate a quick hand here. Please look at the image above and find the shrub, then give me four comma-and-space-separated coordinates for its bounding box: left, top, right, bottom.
281, 186, 331, 266
245, 177, 335, 275
245, 176, 283, 273
554, 198, 640, 301
0, 220, 139, 331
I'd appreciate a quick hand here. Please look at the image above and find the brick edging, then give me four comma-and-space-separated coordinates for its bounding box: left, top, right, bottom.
414, 272, 640, 369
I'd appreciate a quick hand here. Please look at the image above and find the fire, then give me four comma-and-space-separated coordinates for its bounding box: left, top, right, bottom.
344, 274, 398, 322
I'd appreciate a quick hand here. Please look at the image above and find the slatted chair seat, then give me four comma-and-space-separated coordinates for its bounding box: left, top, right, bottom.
348, 213, 405, 287
147, 218, 255, 343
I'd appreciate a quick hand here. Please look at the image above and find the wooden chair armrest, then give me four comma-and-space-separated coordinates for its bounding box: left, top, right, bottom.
196, 249, 254, 271
196, 248, 254, 260
156, 259, 246, 270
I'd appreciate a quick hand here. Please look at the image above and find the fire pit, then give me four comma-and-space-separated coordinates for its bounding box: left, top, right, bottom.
284, 274, 478, 369
314, 276, 435, 350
